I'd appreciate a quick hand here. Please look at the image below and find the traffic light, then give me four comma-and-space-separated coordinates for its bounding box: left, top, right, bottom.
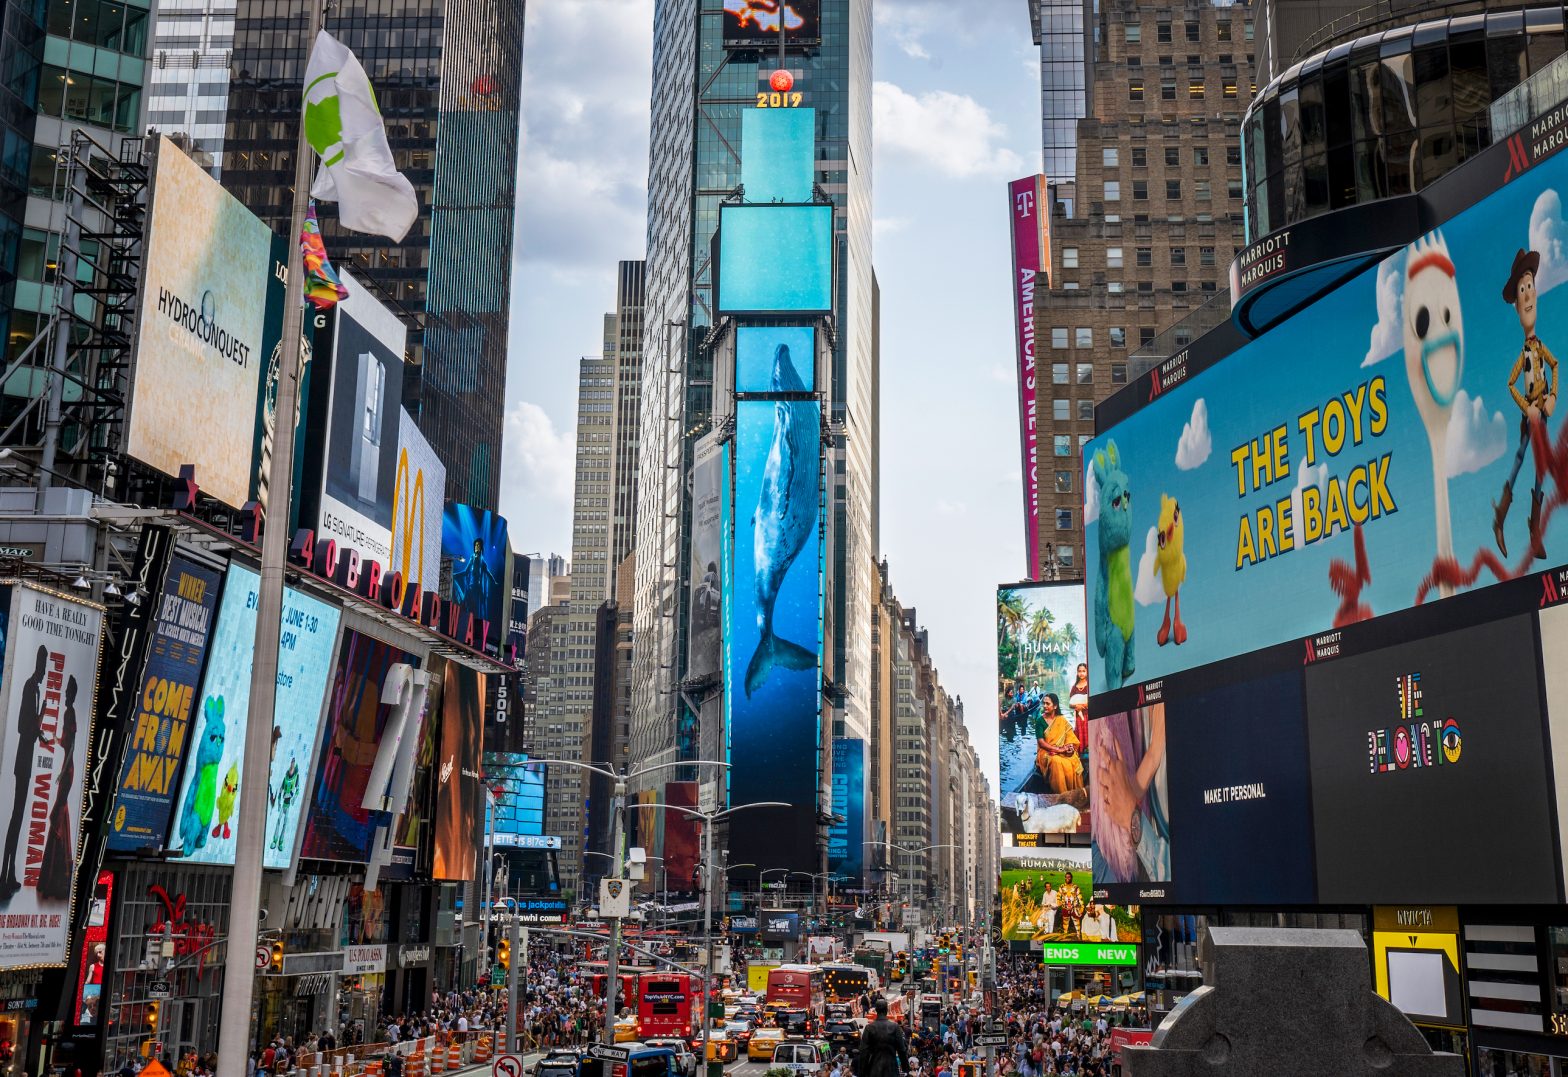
270, 940, 284, 972
146, 1001, 160, 1031
497, 937, 511, 970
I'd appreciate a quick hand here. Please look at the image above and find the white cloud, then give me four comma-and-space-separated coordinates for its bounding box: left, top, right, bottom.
1083, 463, 1100, 525
873, 81, 1026, 179
1134, 527, 1165, 607
874, 216, 911, 237
1175, 398, 1212, 470
1446, 389, 1510, 477
1530, 188, 1568, 294
1290, 458, 1330, 546
1363, 256, 1405, 367
498, 401, 576, 542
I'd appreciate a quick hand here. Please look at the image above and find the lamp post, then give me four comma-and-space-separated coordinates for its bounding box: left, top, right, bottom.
526, 757, 732, 1044
493, 897, 523, 1053
864, 842, 956, 935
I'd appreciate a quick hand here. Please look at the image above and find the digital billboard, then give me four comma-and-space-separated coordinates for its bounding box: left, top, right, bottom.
1084, 140, 1568, 694
71, 871, 112, 1026
1089, 704, 1169, 902
393, 409, 447, 598
998, 582, 1090, 837
741, 107, 814, 203
128, 136, 280, 508
442, 502, 510, 656
1009, 175, 1050, 578
169, 563, 341, 869
662, 780, 701, 889
108, 552, 223, 852
1305, 614, 1556, 904
316, 272, 408, 569
1000, 846, 1138, 957
0, 584, 103, 967
723, 0, 820, 46
484, 752, 544, 844
1542, 600, 1568, 888
391, 654, 443, 876
686, 432, 724, 683
828, 737, 865, 883
737, 326, 816, 394
717, 204, 833, 315
433, 661, 484, 880
301, 628, 421, 863
727, 396, 822, 873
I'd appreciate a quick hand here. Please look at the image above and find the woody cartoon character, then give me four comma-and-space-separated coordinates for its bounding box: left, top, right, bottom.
1493, 248, 1559, 561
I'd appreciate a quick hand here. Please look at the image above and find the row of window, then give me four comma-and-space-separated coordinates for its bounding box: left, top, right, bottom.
48, 0, 148, 57
1065, 245, 1220, 270
1104, 178, 1241, 201
1122, 19, 1251, 46
1050, 361, 1130, 386
1128, 77, 1246, 101
1104, 144, 1243, 169
37, 65, 141, 135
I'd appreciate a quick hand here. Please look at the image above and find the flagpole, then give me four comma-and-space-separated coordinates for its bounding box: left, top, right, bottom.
215, 0, 324, 1070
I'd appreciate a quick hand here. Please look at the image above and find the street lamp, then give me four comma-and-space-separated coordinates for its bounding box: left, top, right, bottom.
864, 841, 957, 930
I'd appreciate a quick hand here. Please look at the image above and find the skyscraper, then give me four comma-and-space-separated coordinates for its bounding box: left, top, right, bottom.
631, 0, 877, 814
1030, 0, 1089, 216
146, 0, 236, 174
220, 0, 522, 509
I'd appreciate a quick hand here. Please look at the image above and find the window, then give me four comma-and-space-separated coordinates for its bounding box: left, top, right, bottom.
1195, 179, 1211, 200
1076, 327, 1093, 348
1053, 362, 1069, 385
1185, 22, 1200, 42
1223, 78, 1238, 98
1057, 545, 1076, 568
1139, 328, 1156, 348
1110, 326, 1126, 348
1227, 179, 1243, 199
1128, 55, 1141, 67
1193, 147, 1209, 166
1217, 20, 1232, 41
1056, 509, 1074, 531
1133, 179, 1148, 200
1077, 399, 1095, 421
1172, 280, 1188, 292
1079, 434, 1092, 450
1189, 80, 1205, 99
1054, 435, 1072, 457
1161, 80, 1176, 100
1106, 280, 1123, 293
1129, 81, 1144, 102
1137, 281, 1154, 293
1174, 327, 1194, 347
1157, 22, 1172, 43
1226, 145, 1241, 167
1112, 363, 1128, 383
1170, 247, 1186, 266
1103, 147, 1119, 167
1166, 179, 1182, 199
1077, 362, 1094, 385
1125, 24, 1140, 44
1053, 399, 1071, 421
1062, 282, 1080, 290
1165, 146, 1180, 167
1062, 246, 1079, 269
1052, 327, 1069, 349
1136, 247, 1152, 267
1106, 247, 1123, 269
1104, 180, 1120, 201
1056, 471, 1074, 494
1131, 146, 1147, 166
1200, 246, 1216, 267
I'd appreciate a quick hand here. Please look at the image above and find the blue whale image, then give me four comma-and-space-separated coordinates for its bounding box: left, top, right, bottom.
745, 342, 819, 697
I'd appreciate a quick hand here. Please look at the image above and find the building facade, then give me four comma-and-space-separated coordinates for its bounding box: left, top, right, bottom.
145, 0, 234, 174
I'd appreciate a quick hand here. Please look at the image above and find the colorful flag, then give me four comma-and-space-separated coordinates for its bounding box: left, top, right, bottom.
300, 201, 349, 309
303, 29, 419, 241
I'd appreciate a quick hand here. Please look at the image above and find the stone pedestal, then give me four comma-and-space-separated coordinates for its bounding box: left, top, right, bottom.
1123, 927, 1463, 1077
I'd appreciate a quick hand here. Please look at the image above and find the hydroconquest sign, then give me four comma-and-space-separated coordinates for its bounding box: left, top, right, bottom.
1039, 942, 1138, 966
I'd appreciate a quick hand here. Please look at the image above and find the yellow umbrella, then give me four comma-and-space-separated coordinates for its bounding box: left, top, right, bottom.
1111, 995, 1132, 1006
1087, 994, 1113, 1007
1057, 990, 1085, 1001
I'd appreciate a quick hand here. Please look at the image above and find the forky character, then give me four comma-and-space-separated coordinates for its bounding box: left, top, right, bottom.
1403, 231, 1465, 597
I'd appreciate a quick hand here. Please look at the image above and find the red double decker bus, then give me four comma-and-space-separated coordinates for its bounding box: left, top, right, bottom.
637, 972, 697, 1040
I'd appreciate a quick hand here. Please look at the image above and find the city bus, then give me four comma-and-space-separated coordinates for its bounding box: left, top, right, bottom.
586, 962, 654, 1011
765, 965, 826, 1021
637, 972, 698, 1041
820, 963, 879, 1008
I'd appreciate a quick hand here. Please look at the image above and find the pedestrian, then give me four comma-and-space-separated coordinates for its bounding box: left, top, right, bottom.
858, 998, 911, 1077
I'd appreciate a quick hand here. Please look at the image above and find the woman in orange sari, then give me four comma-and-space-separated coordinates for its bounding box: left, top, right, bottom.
1034, 693, 1085, 792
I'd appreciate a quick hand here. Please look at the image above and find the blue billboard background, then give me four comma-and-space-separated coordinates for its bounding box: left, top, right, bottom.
717, 205, 833, 314
1086, 144, 1568, 693
442, 501, 509, 653
108, 553, 223, 852
829, 737, 864, 884
742, 108, 814, 202
169, 563, 341, 868
484, 751, 545, 843
737, 326, 816, 394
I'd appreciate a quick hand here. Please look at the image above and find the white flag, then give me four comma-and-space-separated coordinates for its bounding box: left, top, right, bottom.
303, 29, 418, 242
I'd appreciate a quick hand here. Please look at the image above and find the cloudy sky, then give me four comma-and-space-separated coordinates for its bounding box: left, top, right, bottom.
503, 0, 1041, 796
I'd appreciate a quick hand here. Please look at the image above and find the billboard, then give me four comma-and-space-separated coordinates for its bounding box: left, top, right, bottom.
443, 502, 510, 654
722, 0, 820, 46
484, 752, 545, 844
662, 781, 701, 888
128, 136, 280, 508
717, 204, 833, 315
727, 397, 822, 874
108, 552, 223, 852
998, 583, 1089, 837
391, 655, 443, 876
999, 846, 1138, 953
741, 108, 815, 203
433, 661, 484, 880
1009, 175, 1049, 579
686, 432, 724, 682
71, 871, 112, 1027
169, 563, 341, 869
1085, 143, 1568, 694
316, 273, 408, 569
737, 326, 816, 394
1088, 704, 1169, 900
1305, 614, 1556, 904
301, 629, 421, 863
0, 584, 104, 967
828, 738, 864, 883
393, 409, 448, 598
1371, 905, 1465, 1029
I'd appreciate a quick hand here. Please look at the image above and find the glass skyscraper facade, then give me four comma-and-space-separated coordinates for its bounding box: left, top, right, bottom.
1031, 0, 1088, 215
221, 0, 521, 509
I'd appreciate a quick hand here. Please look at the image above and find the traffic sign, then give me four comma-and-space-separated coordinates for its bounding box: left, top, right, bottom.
974, 1034, 1008, 1048
148, 981, 173, 1001
255, 945, 272, 971
493, 1055, 524, 1077
587, 1044, 631, 1063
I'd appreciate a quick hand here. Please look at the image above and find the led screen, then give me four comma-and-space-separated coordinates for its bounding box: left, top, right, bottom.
301, 628, 421, 862
828, 738, 865, 883
662, 780, 701, 887
1000, 846, 1138, 953
433, 661, 484, 880
485, 751, 545, 843
1305, 614, 1555, 904
726, 396, 822, 874
71, 870, 113, 1026
737, 326, 816, 394
742, 107, 814, 203
998, 582, 1091, 838
442, 502, 510, 656
722, 0, 820, 45
169, 563, 341, 869
1084, 140, 1568, 693
1089, 704, 1169, 902
717, 204, 833, 315
686, 432, 725, 682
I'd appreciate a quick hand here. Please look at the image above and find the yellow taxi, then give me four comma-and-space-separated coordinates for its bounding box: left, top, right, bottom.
748, 1028, 786, 1061
614, 1016, 639, 1043
706, 1033, 739, 1064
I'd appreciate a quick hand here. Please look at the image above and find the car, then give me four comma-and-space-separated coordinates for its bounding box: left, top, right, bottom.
642, 1039, 698, 1077
533, 1052, 582, 1077
705, 1033, 738, 1064
777, 1009, 814, 1037
770, 1040, 824, 1077
722, 1020, 753, 1051
578, 1044, 682, 1077
824, 1017, 859, 1052
615, 1016, 640, 1043
748, 1028, 786, 1061
734, 1006, 758, 1024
